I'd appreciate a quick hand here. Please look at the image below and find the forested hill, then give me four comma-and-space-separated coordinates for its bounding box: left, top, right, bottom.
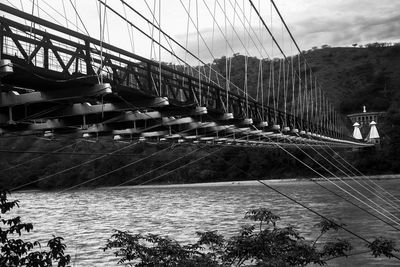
1, 44, 400, 190
210, 43, 400, 115
303, 45, 400, 114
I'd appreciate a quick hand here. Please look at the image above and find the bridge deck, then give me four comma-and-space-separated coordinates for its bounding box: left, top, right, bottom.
0, 3, 369, 148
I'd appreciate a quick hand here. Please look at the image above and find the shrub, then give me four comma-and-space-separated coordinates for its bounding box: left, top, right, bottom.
104, 208, 398, 266
0, 190, 70, 266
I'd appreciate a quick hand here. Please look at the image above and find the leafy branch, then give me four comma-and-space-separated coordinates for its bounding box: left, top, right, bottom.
0, 190, 71, 266
105, 207, 398, 266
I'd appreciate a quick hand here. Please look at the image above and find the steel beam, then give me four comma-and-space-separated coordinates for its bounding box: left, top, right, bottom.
0, 84, 112, 107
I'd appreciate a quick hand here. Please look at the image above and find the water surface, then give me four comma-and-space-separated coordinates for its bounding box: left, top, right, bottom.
11, 179, 400, 266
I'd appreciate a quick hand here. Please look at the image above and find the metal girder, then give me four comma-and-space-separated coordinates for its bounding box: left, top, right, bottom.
102, 106, 206, 125
28, 119, 63, 130
0, 97, 169, 124
113, 125, 163, 136
0, 8, 336, 138
141, 131, 170, 138
103, 111, 162, 124
162, 117, 195, 126
0, 4, 365, 145
0, 84, 112, 107
52, 98, 167, 118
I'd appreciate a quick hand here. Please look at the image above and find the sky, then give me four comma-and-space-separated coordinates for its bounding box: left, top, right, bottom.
281, 0, 400, 49
3, 0, 400, 64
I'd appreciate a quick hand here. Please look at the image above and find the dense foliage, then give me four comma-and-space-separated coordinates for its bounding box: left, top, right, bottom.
0, 190, 70, 266
104, 208, 398, 266
0, 138, 354, 190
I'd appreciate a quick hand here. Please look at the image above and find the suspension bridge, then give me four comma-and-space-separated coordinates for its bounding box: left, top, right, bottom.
1, 1, 400, 265
0, 2, 370, 148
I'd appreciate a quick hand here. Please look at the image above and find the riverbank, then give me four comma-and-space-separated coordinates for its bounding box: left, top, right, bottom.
100, 173, 400, 190
310, 173, 400, 182
15, 174, 400, 193
3, 135, 400, 191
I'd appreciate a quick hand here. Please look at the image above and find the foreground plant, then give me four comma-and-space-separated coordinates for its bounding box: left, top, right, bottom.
0, 190, 70, 266
104, 207, 398, 266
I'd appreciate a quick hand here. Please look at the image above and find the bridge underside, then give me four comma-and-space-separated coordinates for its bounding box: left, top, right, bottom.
0, 4, 370, 149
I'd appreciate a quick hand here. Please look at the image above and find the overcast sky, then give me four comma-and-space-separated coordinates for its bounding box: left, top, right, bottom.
280, 0, 400, 49
4, 0, 400, 63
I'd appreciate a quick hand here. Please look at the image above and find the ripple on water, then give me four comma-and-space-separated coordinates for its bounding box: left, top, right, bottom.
10, 179, 400, 267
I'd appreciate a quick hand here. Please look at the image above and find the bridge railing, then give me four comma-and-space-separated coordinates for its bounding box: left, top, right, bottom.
0, 3, 347, 139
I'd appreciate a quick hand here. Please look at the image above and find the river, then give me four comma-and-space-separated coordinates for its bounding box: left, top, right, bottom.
10, 179, 400, 266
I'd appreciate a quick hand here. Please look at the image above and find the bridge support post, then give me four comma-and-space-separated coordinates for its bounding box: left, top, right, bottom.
84, 40, 95, 75
146, 63, 153, 94
8, 106, 14, 124
43, 42, 49, 69
82, 115, 87, 130
0, 21, 3, 59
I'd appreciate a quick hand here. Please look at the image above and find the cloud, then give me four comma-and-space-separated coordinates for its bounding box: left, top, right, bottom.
173, 0, 400, 63
6, 0, 400, 64
295, 12, 400, 48
279, 0, 400, 49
